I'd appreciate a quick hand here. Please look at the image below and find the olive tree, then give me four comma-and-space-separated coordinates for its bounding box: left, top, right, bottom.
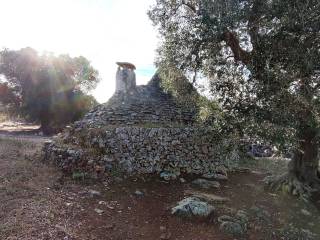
0, 47, 100, 134
149, 0, 320, 197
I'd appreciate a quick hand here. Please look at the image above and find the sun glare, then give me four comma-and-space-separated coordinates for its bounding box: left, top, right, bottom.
0, 0, 157, 103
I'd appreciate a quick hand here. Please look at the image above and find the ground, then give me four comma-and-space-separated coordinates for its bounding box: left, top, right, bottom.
0, 124, 320, 240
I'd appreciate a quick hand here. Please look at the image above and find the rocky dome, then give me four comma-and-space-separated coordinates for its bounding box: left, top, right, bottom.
74, 74, 197, 129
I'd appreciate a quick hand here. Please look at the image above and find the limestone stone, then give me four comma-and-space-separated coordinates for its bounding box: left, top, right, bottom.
88, 190, 101, 197
134, 190, 144, 196
160, 171, 177, 181
219, 221, 244, 236
94, 208, 104, 215
171, 197, 215, 218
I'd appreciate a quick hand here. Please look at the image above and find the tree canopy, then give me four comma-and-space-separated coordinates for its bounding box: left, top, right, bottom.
149, 0, 320, 197
0, 47, 100, 133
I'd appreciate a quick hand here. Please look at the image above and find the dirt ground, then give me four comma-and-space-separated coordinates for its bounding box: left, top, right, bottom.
0, 127, 320, 240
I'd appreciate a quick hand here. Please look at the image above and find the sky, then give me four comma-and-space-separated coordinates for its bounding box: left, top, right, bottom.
0, 0, 158, 103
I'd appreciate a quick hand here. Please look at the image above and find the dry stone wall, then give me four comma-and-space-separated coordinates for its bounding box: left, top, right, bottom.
44, 126, 239, 178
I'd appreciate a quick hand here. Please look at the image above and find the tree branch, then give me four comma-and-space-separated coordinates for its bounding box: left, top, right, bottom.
222, 31, 251, 65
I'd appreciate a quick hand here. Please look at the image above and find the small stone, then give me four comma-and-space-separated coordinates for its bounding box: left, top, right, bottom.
94, 208, 104, 214
88, 190, 101, 197
44, 140, 53, 146
219, 221, 245, 236
134, 190, 144, 196
87, 160, 94, 165
160, 171, 177, 181
179, 178, 186, 183
106, 204, 115, 210
301, 209, 312, 216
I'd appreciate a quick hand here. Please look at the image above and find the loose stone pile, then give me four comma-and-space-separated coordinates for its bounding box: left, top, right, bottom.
43, 71, 240, 179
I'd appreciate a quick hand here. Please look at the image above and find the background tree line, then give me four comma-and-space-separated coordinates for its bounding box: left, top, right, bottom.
0, 47, 99, 134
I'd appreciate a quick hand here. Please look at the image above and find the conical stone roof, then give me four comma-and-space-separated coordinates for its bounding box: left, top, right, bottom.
73, 74, 197, 129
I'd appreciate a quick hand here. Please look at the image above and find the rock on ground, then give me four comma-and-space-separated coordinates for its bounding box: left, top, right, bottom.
218, 210, 249, 237
160, 171, 178, 181
171, 197, 215, 218
219, 221, 244, 237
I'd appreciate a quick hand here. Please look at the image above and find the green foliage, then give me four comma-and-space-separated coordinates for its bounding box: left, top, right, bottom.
0, 82, 18, 105
158, 62, 225, 127
0, 47, 100, 133
158, 65, 198, 104
149, 0, 320, 146
197, 96, 224, 127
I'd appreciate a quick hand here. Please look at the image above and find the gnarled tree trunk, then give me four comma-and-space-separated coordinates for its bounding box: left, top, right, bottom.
40, 113, 54, 136
289, 127, 320, 188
